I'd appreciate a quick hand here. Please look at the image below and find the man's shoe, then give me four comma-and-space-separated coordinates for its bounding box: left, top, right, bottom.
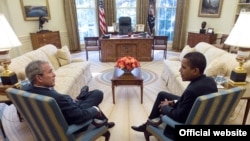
77, 86, 89, 100
107, 122, 115, 128
131, 123, 147, 132
81, 85, 89, 92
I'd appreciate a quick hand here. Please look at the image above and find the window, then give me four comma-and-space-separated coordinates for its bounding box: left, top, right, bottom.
115, 0, 137, 31
75, 0, 98, 43
155, 0, 177, 42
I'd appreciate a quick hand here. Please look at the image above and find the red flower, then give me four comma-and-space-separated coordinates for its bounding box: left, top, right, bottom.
115, 56, 140, 71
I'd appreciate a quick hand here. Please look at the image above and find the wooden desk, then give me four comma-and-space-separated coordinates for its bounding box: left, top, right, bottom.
30, 31, 61, 50
222, 82, 250, 125
100, 35, 153, 62
187, 32, 217, 47
111, 67, 143, 104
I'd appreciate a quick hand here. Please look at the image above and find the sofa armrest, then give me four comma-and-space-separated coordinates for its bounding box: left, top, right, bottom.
71, 58, 85, 62
167, 56, 179, 61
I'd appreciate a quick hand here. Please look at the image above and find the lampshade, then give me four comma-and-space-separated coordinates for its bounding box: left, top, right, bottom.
0, 13, 21, 85
0, 13, 21, 50
224, 12, 250, 48
224, 12, 250, 85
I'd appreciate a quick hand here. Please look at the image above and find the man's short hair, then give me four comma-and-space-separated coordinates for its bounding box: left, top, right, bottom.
183, 52, 206, 74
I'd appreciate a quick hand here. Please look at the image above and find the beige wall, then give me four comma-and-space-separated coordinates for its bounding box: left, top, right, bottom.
186, 0, 237, 39
0, 0, 68, 58
0, 0, 237, 58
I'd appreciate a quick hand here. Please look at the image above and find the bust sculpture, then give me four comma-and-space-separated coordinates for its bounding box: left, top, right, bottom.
39, 16, 48, 31
199, 21, 206, 34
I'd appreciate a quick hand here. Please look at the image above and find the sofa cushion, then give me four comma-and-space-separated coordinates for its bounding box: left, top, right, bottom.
56, 46, 72, 66
9, 55, 33, 80
38, 44, 60, 70
202, 46, 227, 65
179, 45, 195, 61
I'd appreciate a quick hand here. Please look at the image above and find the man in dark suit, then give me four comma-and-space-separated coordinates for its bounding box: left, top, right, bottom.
131, 52, 217, 139
24, 60, 115, 128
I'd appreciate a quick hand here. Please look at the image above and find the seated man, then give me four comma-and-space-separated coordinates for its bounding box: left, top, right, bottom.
24, 60, 115, 128
131, 52, 218, 139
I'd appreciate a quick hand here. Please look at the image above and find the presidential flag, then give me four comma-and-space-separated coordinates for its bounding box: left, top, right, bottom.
99, 0, 106, 34
148, 0, 155, 35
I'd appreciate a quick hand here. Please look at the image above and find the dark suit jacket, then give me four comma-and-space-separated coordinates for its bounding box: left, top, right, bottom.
23, 85, 99, 124
162, 75, 217, 139
161, 75, 218, 123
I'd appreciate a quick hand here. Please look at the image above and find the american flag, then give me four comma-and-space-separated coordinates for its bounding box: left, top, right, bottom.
99, 0, 106, 34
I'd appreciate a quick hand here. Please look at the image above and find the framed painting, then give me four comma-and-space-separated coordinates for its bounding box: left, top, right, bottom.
198, 0, 223, 18
20, 0, 51, 21
207, 28, 214, 34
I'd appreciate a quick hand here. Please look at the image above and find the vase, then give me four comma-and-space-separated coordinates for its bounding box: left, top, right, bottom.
123, 69, 132, 74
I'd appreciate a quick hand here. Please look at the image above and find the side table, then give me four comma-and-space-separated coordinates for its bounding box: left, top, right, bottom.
0, 83, 15, 138
0, 82, 23, 138
222, 81, 250, 125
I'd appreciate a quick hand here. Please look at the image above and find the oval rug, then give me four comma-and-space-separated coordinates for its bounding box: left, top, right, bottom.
95, 68, 158, 86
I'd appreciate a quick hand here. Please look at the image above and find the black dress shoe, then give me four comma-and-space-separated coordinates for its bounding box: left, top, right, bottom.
131, 123, 147, 132
81, 85, 89, 92
107, 122, 115, 128
77, 86, 89, 100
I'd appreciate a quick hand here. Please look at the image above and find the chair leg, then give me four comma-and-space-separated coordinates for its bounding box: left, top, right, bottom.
86, 50, 88, 61
102, 131, 110, 141
144, 130, 151, 141
164, 50, 166, 59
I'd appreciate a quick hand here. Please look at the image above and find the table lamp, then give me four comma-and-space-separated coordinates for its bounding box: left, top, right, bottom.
224, 12, 250, 85
0, 13, 22, 85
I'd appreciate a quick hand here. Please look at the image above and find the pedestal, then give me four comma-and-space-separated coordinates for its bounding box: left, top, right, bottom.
229, 70, 247, 85
0, 73, 18, 85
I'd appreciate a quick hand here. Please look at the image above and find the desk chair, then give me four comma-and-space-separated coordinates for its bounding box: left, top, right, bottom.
6, 88, 110, 141
152, 36, 168, 59
84, 37, 100, 61
144, 86, 246, 141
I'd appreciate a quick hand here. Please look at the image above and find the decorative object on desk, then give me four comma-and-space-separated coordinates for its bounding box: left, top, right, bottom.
0, 14, 21, 85
225, 12, 250, 85
38, 16, 49, 32
115, 56, 140, 73
20, 0, 51, 21
207, 28, 214, 34
198, 0, 223, 18
199, 21, 206, 34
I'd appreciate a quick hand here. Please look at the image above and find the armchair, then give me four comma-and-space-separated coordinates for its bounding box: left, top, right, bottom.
144, 86, 246, 141
5, 88, 110, 141
152, 36, 168, 59
84, 37, 100, 61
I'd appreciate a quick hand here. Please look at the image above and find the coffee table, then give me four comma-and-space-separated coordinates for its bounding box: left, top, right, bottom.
221, 81, 250, 125
111, 67, 143, 104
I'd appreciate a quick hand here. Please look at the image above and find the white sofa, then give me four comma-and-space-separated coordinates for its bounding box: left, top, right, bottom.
161, 42, 250, 96
8, 44, 92, 98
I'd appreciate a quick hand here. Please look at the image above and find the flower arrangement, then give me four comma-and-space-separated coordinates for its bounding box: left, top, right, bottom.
115, 56, 140, 71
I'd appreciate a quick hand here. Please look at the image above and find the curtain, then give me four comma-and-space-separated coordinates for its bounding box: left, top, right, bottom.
63, 0, 81, 52
137, 0, 149, 30
103, 0, 115, 28
172, 0, 190, 51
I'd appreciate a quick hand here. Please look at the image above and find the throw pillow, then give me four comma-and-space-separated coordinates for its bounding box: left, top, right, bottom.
204, 53, 237, 77
179, 45, 196, 61
56, 45, 72, 66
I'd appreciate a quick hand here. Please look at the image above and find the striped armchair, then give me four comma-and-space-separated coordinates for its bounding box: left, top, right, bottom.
145, 86, 246, 141
5, 88, 110, 141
